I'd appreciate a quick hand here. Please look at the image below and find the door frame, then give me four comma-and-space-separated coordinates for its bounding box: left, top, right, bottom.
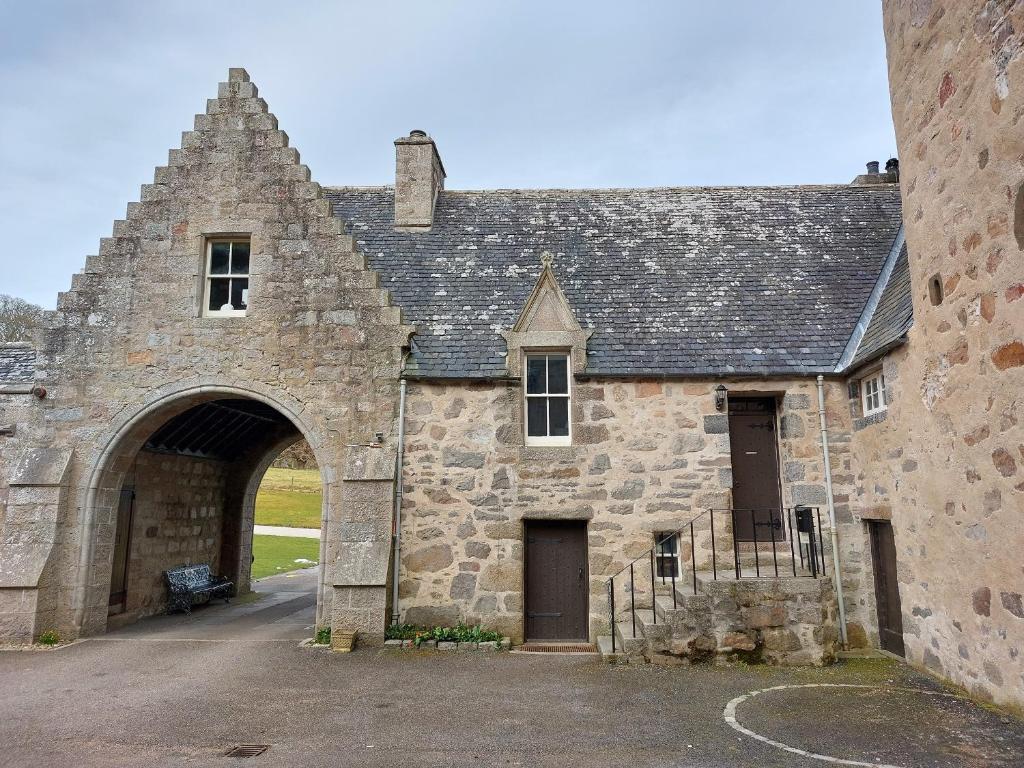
728, 395, 785, 542
522, 519, 590, 642
868, 520, 905, 656
108, 486, 136, 615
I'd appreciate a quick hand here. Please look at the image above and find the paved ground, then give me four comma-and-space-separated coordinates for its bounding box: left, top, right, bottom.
2, 573, 1022, 768
252, 524, 320, 538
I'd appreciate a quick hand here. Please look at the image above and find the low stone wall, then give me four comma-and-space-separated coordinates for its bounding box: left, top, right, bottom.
642, 577, 839, 666
383, 638, 511, 651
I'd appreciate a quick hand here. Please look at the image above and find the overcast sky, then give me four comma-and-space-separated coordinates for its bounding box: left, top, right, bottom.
0, 1, 896, 309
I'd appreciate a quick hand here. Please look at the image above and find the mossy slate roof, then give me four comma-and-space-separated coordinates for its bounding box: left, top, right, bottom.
327, 185, 905, 379
849, 242, 913, 370
0, 344, 36, 383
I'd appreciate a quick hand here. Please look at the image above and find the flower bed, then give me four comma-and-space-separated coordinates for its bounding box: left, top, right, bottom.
384, 623, 511, 651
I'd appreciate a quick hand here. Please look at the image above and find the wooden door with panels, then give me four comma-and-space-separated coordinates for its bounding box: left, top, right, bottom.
524, 520, 589, 641
728, 397, 785, 541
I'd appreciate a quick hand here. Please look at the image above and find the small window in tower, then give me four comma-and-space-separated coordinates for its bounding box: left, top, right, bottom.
928, 273, 944, 306
524, 352, 571, 446
204, 238, 250, 317
861, 370, 887, 416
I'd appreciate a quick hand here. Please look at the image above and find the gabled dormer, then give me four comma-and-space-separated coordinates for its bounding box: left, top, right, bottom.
500, 252, 592, 378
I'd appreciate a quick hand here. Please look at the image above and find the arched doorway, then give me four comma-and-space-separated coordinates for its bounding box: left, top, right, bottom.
76, 387, 330, 636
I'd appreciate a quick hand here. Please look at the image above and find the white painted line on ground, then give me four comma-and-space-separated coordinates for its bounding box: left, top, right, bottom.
253, 525, 320, 538
722, 683, 960, 768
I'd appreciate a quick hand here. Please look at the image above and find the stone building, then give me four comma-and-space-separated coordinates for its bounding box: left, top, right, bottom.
0, 0, 1021, 710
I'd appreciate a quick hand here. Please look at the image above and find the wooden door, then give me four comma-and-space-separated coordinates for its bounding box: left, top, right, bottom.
108, 487, 135, 614
524, 521, 589, 641
729, 398, 783, 541
869, 521, 905, 656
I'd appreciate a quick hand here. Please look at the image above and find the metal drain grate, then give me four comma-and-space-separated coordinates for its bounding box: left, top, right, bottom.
225, 744, 271, 758
518, 643, 598, 653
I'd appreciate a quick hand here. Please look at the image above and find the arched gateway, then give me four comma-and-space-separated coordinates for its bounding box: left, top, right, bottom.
77, 384, 328, 635
0, 69, 412, 645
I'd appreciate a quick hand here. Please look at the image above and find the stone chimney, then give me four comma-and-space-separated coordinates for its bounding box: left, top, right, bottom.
851, 158, 899, 185
394, 130, 445, 231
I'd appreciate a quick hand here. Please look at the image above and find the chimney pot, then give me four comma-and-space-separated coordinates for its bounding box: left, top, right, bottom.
408, 129, 427, 138
866, 160, 880, 174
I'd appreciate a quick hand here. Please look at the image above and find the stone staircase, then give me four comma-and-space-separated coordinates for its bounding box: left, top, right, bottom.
598, 569, 838, 666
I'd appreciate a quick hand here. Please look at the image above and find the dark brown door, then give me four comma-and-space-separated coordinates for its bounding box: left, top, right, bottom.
108, 487, 135, 614
729, 397, 783, 541
524, 520, 589, 641
869, 521, 905, 656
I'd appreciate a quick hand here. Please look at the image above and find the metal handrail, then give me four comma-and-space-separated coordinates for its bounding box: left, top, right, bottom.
606, 506, 828, 653
604, 509, 711, 585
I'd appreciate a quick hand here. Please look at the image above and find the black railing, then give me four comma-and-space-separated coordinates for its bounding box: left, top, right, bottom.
606, 506, 827, 653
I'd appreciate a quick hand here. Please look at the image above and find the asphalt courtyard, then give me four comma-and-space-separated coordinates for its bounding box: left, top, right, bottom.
2, 571, 1022, 768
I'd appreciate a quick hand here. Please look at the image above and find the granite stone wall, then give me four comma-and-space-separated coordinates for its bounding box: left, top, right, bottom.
120, 450, 229, 619
881, 0, 1024, 708
397, 377, 859, 644
0, 69, 411, 643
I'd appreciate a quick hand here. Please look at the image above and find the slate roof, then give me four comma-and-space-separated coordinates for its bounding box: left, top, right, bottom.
0, 344, 37, 383
327, 185, 905, 378
849, 242, 913, 370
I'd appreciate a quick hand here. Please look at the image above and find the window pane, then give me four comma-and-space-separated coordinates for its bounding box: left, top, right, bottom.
526, 356, 546, 394
527, 398, 547, 436
231, 241, 250, 274
230, 278, 249, 310
210, 242, 230, 274
548, 397, 569, 436
547, 356, 568, 394
656, 557, 679, 578
657, 533, 678, 555
208, 279, 230, 311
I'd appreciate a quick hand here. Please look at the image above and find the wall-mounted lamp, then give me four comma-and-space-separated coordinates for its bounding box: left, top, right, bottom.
714, 384, 728, 412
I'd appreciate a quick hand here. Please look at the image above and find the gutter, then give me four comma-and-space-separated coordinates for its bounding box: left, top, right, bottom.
816, 374, 848, 648
390, 377, 408, 626
835, 224, 906, 373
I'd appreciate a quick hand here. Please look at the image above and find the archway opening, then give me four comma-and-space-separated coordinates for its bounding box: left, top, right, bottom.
95, 395, 325, 633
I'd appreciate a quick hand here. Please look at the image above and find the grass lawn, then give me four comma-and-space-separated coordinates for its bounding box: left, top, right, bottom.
254, 467, 322, 528
251, 534, 320, 580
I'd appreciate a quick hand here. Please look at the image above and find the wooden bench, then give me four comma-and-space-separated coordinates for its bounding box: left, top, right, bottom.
164, 564, 233, 614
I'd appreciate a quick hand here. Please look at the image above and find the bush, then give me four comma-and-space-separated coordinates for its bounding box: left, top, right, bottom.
37, 630, 60, 646
314, 626, 331, 645
386, 623, 504, 646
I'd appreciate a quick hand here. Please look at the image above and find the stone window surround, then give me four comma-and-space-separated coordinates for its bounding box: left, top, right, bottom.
201, 233, 253, 319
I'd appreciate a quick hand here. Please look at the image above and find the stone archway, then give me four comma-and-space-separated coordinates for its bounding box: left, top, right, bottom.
73, 383, 333, 637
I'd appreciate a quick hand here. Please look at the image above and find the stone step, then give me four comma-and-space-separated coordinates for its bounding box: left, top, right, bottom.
595, 635, 625, 662
613, 619, 647, 657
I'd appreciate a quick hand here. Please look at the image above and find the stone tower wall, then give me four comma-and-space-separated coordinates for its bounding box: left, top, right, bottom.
880, 1, 1024, 708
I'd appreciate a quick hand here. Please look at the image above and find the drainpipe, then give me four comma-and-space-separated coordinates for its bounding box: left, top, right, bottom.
816, 374, 849, 648
390, 377, 408, 626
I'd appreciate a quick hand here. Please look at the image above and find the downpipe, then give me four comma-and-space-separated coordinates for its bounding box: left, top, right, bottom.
390, 377, 408, 626
816, 374, 849, 648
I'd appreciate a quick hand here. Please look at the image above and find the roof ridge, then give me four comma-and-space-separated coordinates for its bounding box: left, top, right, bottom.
325, 183, 899, 195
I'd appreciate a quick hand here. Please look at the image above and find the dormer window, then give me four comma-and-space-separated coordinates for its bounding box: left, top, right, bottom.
525, 353, 571, 446
204, 238, 250, 317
